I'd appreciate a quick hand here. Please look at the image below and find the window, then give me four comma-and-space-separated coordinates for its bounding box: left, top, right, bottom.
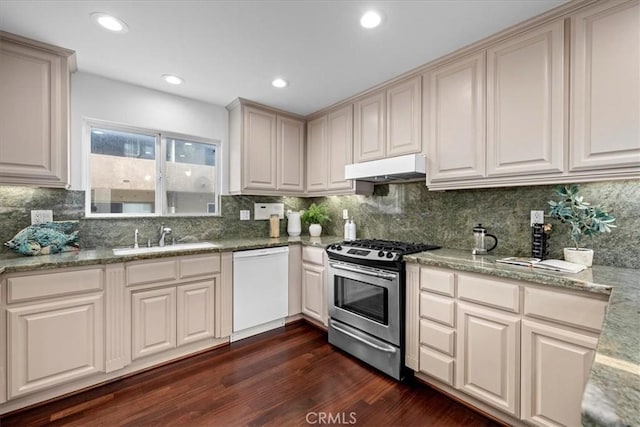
86, 121, 220, 217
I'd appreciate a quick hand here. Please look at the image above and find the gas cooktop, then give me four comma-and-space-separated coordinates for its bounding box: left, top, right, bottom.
326, 239, 440, 268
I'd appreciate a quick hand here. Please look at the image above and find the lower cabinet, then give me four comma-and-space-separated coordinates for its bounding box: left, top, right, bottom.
406, 263, 607, 426
132, 280, 216, 360
521, 319, 597, 427
7, 294, 104, 399
1, 266, 105, 400
456, 302, 520, 417
301, 246, 327, 325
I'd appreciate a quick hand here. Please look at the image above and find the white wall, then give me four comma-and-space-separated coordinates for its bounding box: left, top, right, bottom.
70, 72, 228, 192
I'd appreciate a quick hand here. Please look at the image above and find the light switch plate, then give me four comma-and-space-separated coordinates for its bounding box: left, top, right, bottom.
254, 203, 284, 220
31, 210, 53, 224
343, 209, 349, 220
530, 210, 544, 226
240, 210, 250, 220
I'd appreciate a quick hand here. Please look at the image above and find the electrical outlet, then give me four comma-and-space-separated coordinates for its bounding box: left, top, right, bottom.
342, 209, 349, 220
31, 210, 53, 225
240, 210, 250, 220
530, 210, 544, 226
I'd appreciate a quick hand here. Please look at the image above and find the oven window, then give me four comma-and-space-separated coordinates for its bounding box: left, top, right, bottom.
335, 277, 388, 325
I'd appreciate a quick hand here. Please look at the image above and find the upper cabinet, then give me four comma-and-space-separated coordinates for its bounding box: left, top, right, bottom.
306, 104, 373, 195
0, 31, 76, 188
570, 0, 640, 172
425, 2, 639, 190
227, 99, 305, 195
486, 20, 565, 177
424, 52, 486, 183
354, 76, 422, 163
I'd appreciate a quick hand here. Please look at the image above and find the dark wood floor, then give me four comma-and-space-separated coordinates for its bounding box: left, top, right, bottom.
1, 321, 502, 426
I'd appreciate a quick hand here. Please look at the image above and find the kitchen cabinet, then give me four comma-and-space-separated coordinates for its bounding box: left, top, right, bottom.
521, 320, 597, 427
354, 76, 422, 163
306, 115, 328, 192
127, 254, 220, 361
486, 20, 565, 177
288, 244, 303, 316
424, 52, 486, 183
405, 263, 607, 425
306, 105, 373, 195
3, 267, 104, 399
456, 302, 520, 417
301, 246, 327, 325
569, 0, 640, 173
227, 99, 305, 195
0, 31, 76, 188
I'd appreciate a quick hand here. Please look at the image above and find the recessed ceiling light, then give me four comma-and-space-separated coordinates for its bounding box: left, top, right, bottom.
162, 74, 184, 85
360, 11, 382, 29
91, 12, 128, 33
272, 78, 288, 88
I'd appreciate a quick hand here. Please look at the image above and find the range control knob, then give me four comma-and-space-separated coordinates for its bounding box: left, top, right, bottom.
386, 252, 394, 259
378, 251, 385, 258
336, 245, 342, 251
330, 245, 336, 250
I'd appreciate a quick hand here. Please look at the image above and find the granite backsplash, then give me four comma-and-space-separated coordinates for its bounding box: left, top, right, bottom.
1, 180, 638, 268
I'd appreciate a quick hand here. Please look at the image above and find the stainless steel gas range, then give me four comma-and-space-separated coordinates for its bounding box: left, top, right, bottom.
326, 239, 440, 380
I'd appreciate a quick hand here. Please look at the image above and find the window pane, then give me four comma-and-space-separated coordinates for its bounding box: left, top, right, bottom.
90, 127, 157, 214
165, 138, 217, 215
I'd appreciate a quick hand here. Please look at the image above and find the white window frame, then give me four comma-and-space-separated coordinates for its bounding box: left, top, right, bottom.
83, 118, 221, 218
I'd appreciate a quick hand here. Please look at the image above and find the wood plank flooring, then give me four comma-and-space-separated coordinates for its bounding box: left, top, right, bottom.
1, 321, 502, 426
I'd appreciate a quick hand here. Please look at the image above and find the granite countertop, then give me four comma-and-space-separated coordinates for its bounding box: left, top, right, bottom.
405, 248, 640, 427
0, 235, 344, 275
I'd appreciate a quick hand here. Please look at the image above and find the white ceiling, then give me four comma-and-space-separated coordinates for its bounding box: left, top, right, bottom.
0, 0, 567, 116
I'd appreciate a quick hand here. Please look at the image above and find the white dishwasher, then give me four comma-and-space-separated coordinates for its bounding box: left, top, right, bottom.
232, 246, 289, 342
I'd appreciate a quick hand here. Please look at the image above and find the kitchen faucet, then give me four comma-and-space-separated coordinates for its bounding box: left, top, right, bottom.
159, 223, 172, 247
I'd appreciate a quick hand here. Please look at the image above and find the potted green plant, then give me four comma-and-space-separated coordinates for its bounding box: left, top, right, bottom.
548, 184, 616, 266
300, 203, 331, 237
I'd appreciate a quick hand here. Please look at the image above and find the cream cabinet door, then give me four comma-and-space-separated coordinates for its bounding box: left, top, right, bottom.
354, 91, 386, 162
307, 116, 328, 191
177, 279, 216, 347
0, 35, 71, 187
521, 320, 597, 427
570, 0, 640, 171
387, 76, 422, 157
301, 263, 325, 324
242, 106, 277, 190
327, 105, 354, 190
7, 294, 104, 399
486, 20, 565, 177
456, 302, 520, 417
131, 287, 177, 360
277, 115, 305, 192
425, 52, 486, 182
405, 262, 420, 371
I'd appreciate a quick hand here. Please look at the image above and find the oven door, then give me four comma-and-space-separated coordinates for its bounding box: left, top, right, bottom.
328, 261, 400, 346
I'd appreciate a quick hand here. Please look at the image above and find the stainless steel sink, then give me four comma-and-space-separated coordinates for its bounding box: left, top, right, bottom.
112, 242, 220, 256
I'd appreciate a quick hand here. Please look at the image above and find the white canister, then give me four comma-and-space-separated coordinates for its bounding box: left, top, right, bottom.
286, 210, 302, 237
349, 219, 356, 240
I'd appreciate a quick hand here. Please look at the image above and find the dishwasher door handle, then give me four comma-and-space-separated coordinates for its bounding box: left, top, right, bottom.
330, 320, 397, 354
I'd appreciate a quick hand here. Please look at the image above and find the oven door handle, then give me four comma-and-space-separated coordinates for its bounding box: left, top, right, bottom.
329, 263, 397, 280
330, 320, 397, 354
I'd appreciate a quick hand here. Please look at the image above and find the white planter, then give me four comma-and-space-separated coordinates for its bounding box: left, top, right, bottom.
309, 224, 322, 237
563, 248, 594, 267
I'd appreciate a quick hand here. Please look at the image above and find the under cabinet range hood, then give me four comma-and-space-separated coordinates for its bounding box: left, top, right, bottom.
345, 154, 426, 183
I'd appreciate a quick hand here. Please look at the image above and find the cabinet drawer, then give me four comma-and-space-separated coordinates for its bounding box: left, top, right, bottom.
524, 287, 607, 331
420, 319, 455, 356
302, 246, 324, 265
419, 346, 455, 386
420, 292, 455, 327
8, 268, 103, 303
126, 259, 179, 287
458, 273, 520, 313
179, 254, 221, 279
420, 267, 455, 297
